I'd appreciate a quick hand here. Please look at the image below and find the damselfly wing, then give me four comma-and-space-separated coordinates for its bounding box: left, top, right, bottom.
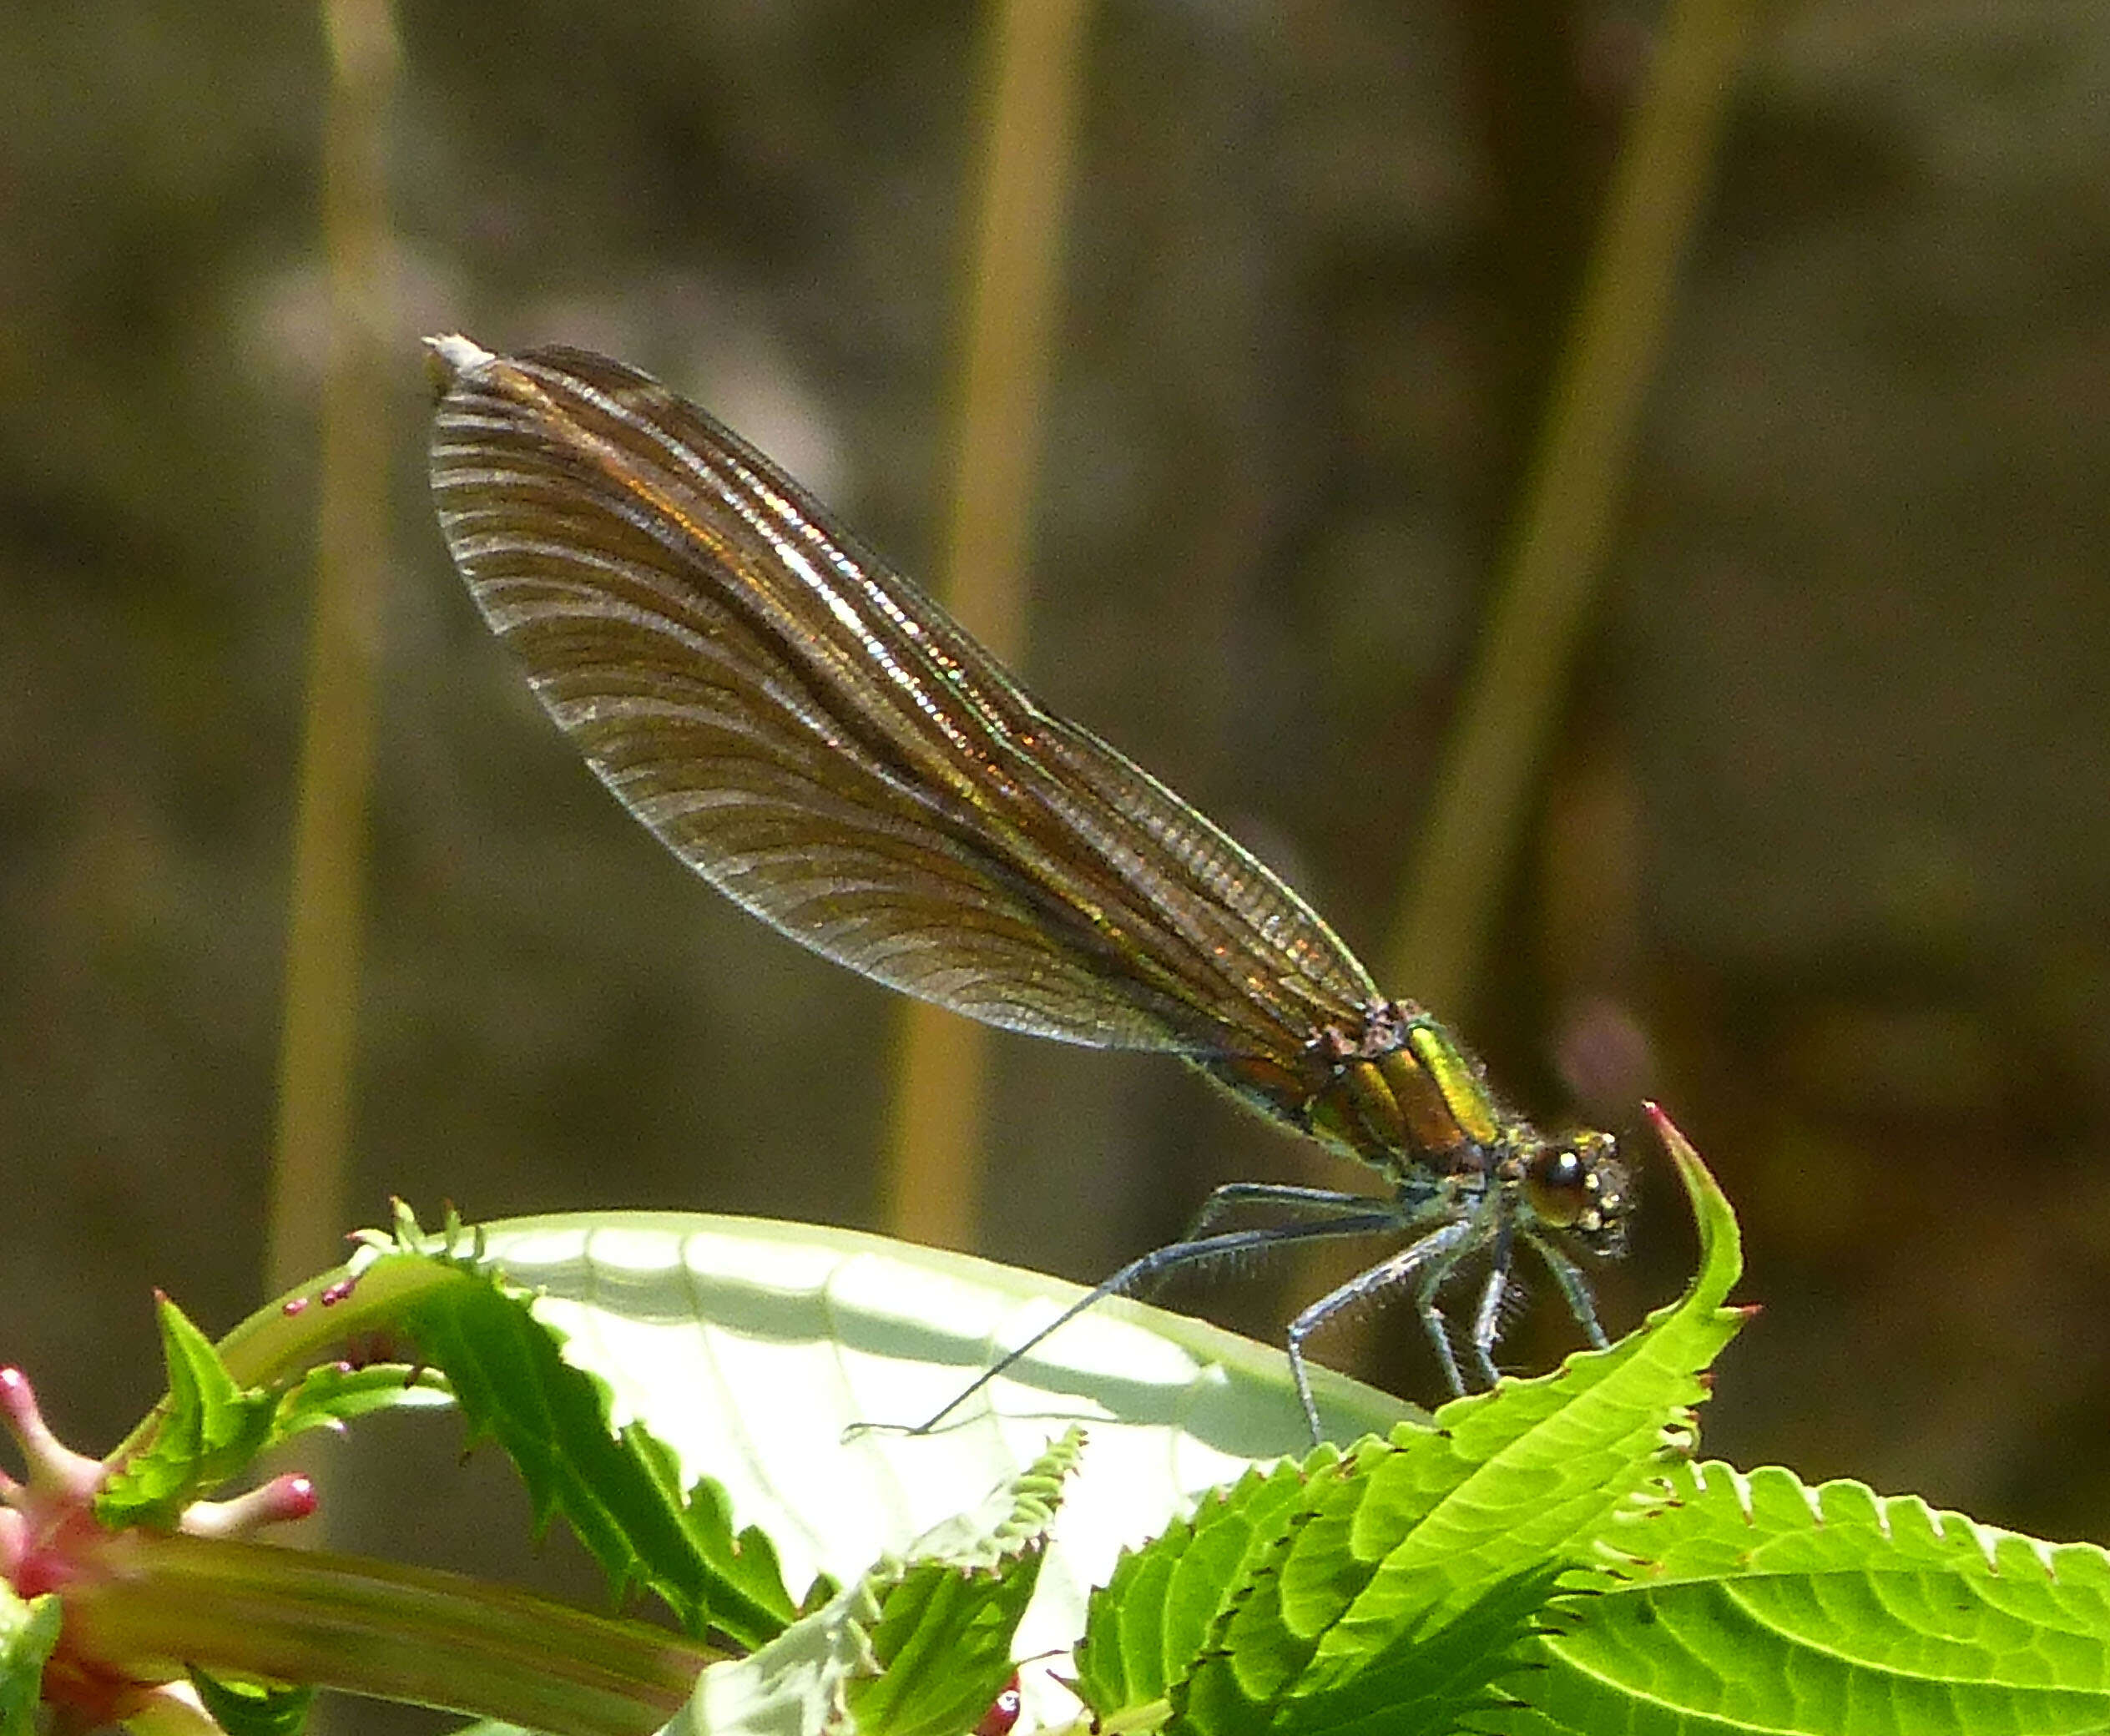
426, 336, 1629, 1435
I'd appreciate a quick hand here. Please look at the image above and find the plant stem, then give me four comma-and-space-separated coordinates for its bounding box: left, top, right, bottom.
886, 0, 1093, 1256
1386, 0, 1759, 1012
63, 1533, 715, 1736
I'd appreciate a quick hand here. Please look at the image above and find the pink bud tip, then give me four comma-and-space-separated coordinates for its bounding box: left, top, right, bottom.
268, 1475, 320, 1522
2, 1368, 106, 1498
180, 1473, 321, 1537
1, 1367, 52, 1445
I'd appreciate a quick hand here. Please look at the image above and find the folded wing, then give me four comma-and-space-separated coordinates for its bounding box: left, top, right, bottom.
427, 340, 1380, 1062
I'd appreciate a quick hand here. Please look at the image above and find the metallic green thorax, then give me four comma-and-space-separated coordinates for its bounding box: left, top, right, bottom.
1196, 998, 1504, 1179
1194, 996, 1628, 1255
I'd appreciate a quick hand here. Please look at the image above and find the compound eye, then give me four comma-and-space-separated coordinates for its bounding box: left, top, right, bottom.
1523, 1146, 1593, 1227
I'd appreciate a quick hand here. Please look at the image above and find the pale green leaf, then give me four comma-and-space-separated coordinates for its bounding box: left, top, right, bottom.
352, 1211, 1416, 1726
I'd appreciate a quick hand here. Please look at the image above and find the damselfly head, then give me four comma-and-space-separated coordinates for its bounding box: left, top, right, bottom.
1520, 1127, 1628, 1253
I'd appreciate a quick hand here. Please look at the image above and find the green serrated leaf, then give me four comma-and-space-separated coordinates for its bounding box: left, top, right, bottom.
385, 1258, 800, 1650
1161, 1118, 1749, 1735
270, 1361, 454, 1440
681, 1572, 883, 1736
847, 1557, 1041, 1736
846, 1431, 1078, 1736
1316, 1111, 1746, 1646
98, 1298, 280, 1527
371, 1210, 1412, 1730
1076, 1454, 1335, 1718
0, 1585, 62, 1736
1489, 1458, 2110, 1736
1197, 1563, 1566, 1736
187, 1667, 316, 1736
678, 1437, 1074, 1736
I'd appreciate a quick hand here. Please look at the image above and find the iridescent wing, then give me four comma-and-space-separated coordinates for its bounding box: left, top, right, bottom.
427, 338, 1379, 1061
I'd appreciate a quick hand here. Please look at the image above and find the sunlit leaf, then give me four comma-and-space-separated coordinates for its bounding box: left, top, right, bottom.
350, 1208, 1414, 1723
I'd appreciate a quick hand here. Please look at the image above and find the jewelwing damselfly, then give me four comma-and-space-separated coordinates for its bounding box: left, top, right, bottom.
425, 336, 1630, 1437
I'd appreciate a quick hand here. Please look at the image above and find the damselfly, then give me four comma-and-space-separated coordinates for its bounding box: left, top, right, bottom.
425, 336, 1630, 1436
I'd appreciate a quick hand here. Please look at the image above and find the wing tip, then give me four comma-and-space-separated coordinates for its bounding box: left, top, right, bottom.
424, 332, 496, 397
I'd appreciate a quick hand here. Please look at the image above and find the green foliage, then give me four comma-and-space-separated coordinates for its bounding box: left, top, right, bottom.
48, 1138, 2105, 1736
681, 1435, 1076, 1736
269, 1360, 453, 1438
96, 1297, 281, 1528
1496, 1458, 2110, 1736
186, 1668, 315, 1736
1067, 1105, 1754, 1736
0, 1585, 61, 1736
383, 1254, 801, 1651
846, 1431, 1075, 1736
1075, 1456, 1331, 1715
98, 1296, 452, 1530
393, 1205, 1411, 1681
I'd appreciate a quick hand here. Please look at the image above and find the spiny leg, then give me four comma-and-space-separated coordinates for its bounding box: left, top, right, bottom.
912, 1211, 1406, 1434
1179, 1181, 1409, 1243
1523, 1229, 1611, 1349
1466, 1225, 1516, 1389
1406, 1219, 1494, 1399
1283, 1217, 1481, 1441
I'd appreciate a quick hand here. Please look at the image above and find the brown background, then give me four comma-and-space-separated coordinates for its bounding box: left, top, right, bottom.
2, 0, 2105, 1656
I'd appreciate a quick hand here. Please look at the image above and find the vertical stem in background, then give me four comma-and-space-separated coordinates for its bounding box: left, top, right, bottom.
1385, 0, 1757, 1016
883, 0, 1093, 1252
269, 0, 398, 1304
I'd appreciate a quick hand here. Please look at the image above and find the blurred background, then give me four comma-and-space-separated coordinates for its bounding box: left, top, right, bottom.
3, 0, 2107, 1653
